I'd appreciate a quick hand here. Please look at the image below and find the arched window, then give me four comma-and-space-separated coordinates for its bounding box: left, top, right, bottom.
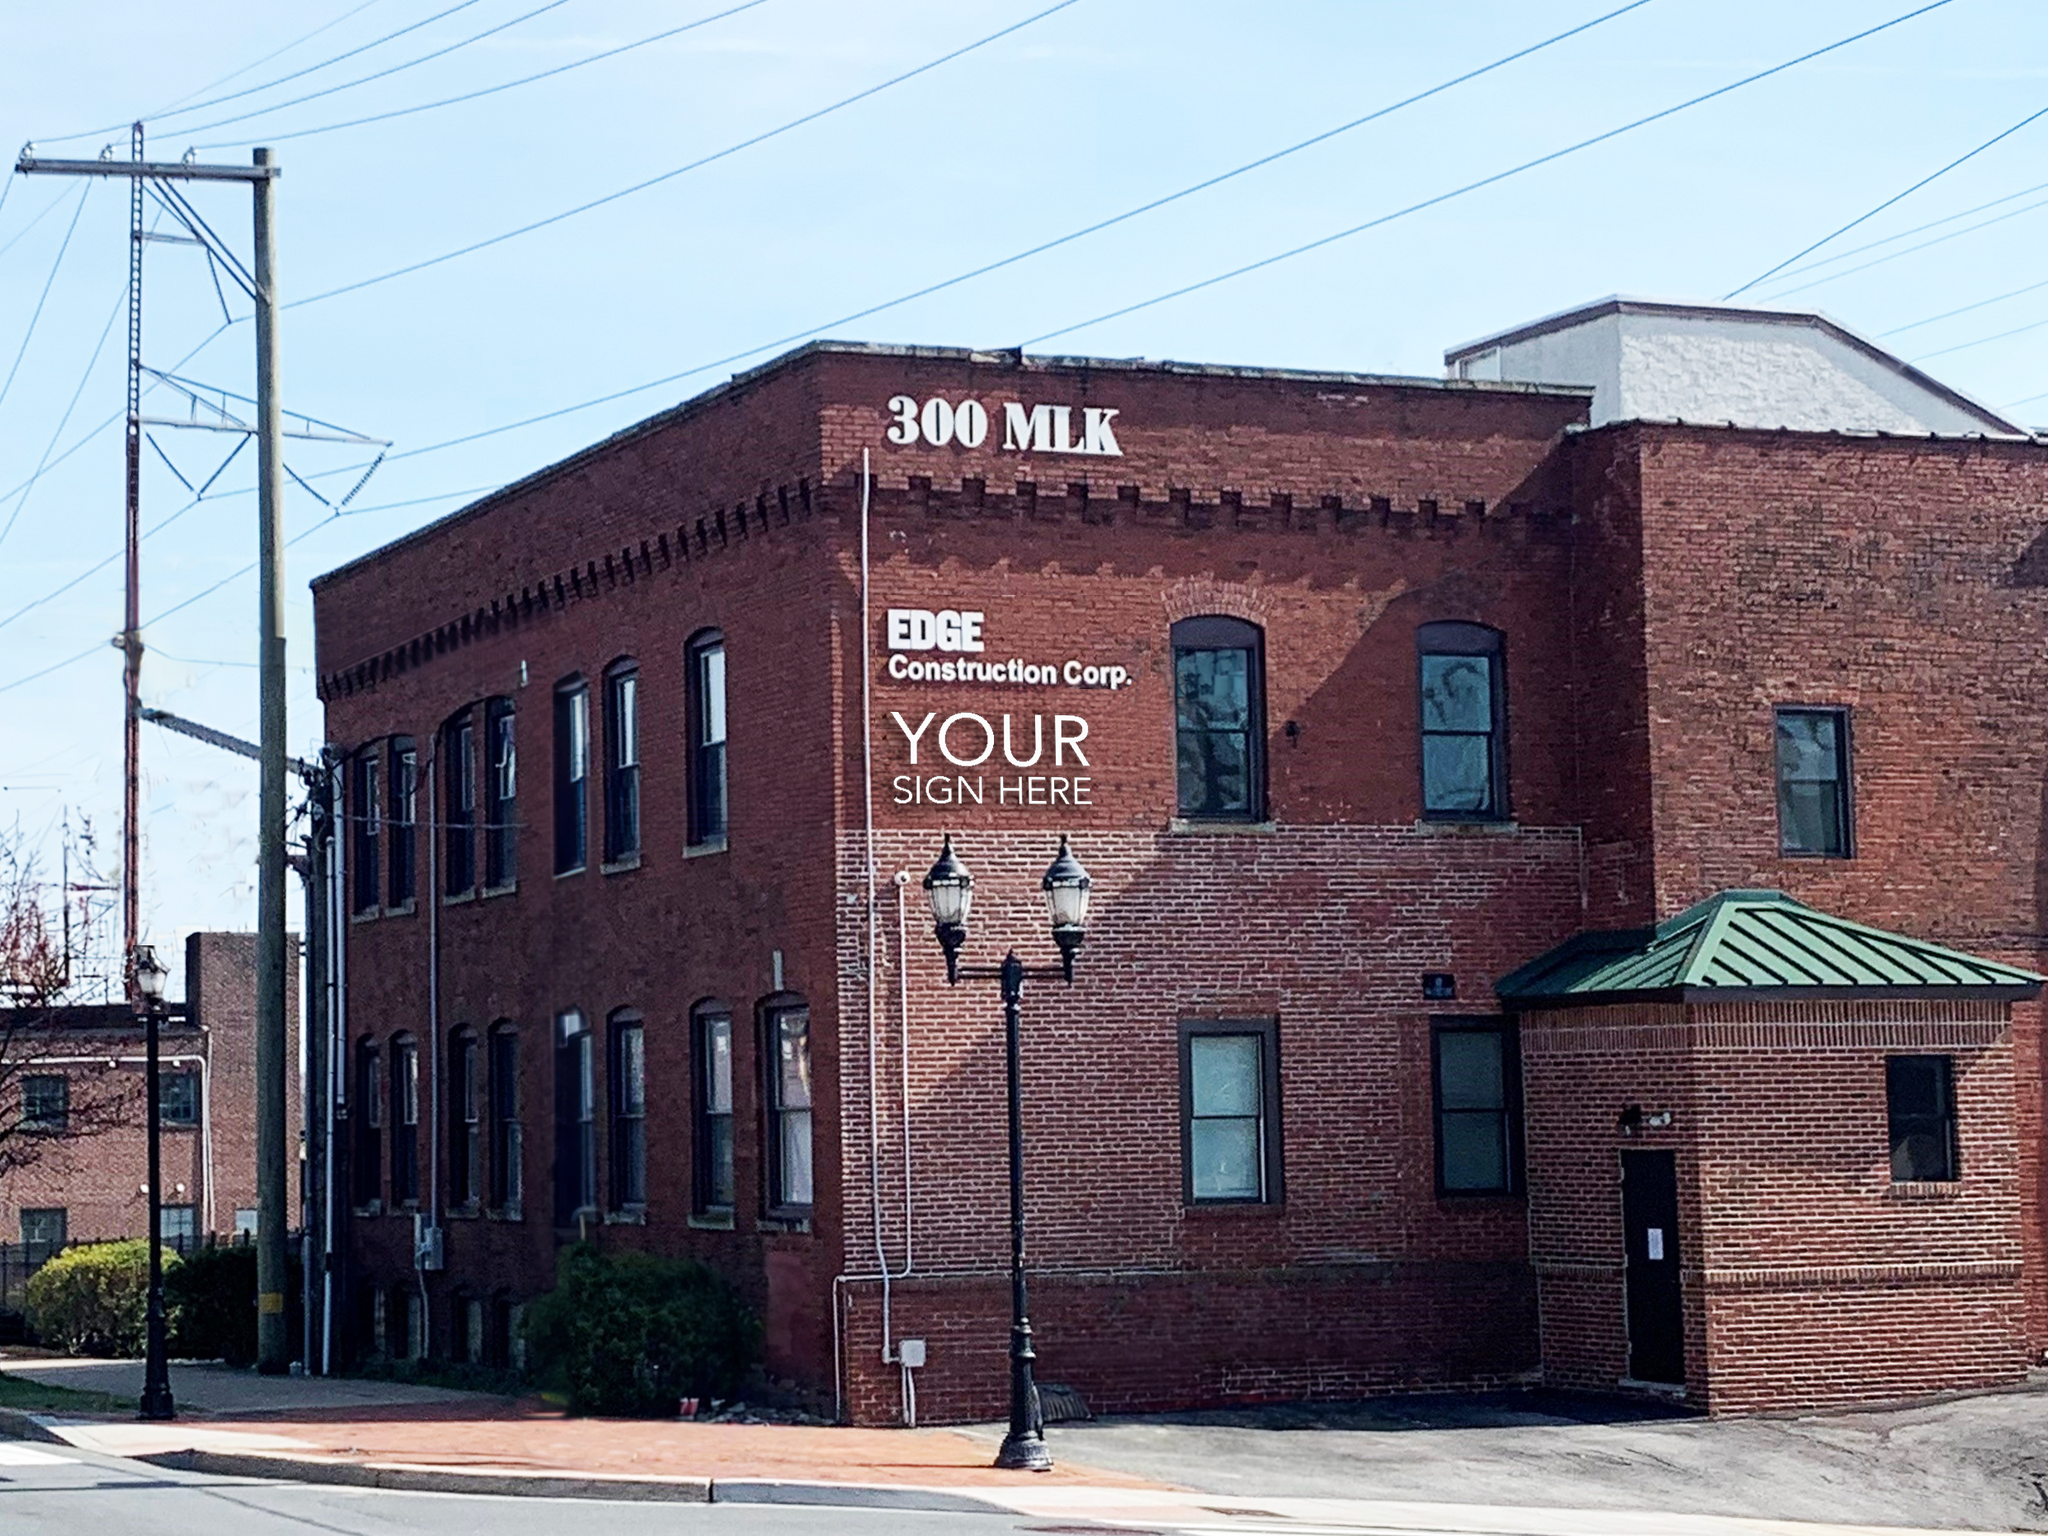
442, 706, 478, 894
554, 676, 589, 874
389, 1033, 420, 1205
349, 746, 381, 914
607, 1009, 646, 1210
450, 1026, 481, 1209
1417, 622, 1507, 820
1170, 615, 1265, 821
351, 1037, 382, 1208
388, 736, 417, 906
484, 698, 516, 887
603, 660, 641, 863
687, 630, 727, 846
692, 1000, 736, 1215
552, 1009, 596, 1222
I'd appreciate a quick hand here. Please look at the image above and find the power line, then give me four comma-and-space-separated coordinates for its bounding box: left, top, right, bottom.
1725, 101, 2048, 299
0, 187, 79, 262
0, 276, 130, 552
1881, 275, 2048, 337
1018, 0, 1961, 350
169, 0, 577, 143
1759, 190, 2048, 300
1758, 176, 2048, 285
143, 0, 390, 119
291, 0, 1085, 309
334, 0, 1653, 458
197, 0, 771, 149
1911, 311, 2048, 362
39, 0, 488, 145
0, 183, 93, 435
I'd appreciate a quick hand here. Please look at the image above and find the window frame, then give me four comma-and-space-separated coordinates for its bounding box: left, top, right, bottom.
388, 736, 417, 907
20, 1206, 67, 1260
1430, 1014, 1525, 1198
450, 1028, 481, 1209
484, 699, 517, 889
604, 661, 642, 864
350, 748, 381, 914
1887, 1053, 1958, 1183
763, 999, 813, 1217
159, 1067, 201, 1127
554, 679, 590, 875
162, 1203, 198, 1253
352, 1037, 382, 1208
553, 1009, 596, 1223
21, 1073, 68, 1134
1416, 621, 1509, 823
1177, 1017, 1284, 1207
488, 1023, 522, 1215
390, 1034, 421, 1206
1170, 615, 1267, 823
1774, 704, 1854, 859
687, 631, 728, 847
443, 709, 478, 896
693, 1003, 737, 1215
608, 1011, 647, 1211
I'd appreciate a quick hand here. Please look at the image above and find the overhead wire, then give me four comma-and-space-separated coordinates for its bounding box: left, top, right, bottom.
167, 0, 577, 143
38, 0, 488, 145
290, 0, 1085, 309
197, 0, 772, 148
1758, 176, 2048, 285
142, 0, 390, 118
1725, 101, 2048, 299
1018, 0, 1961, 350
1911, 312, 2048, 362
0, 183, 94, 438
0, 274, 132, 552
1759, 192, 2048, 300
350, 0, 1655, 462
0, 188, 84, 263
1881, 276, 2048, 338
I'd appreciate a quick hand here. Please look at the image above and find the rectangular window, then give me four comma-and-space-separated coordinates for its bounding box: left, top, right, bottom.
485, 700, 516, 887
445, 712, 477, 895
351, 750, 381, 914
1432, 1017, 1522, 1195
353, 1042, 382, 1206
489, 1029, 522, 1213
688, 636, 728, 845
1171, 617, 1264, 820
234, 1208, 258, 1238
451, 1033, 481, 1208
694, 1009, 735, 1212
605, 667, 641, 862
1888, 1054, 1957, 1182
555, 683, 589, 873
159, 1069, 200, 1126
1179, 1019, 1282, 1204
1419, 623, 1507, 819
162, 1204, 197, 1253
390, 1038, 420, 1204
20, 1207, 66, 1261
609, 1018, 646, 1209
1776, 706, 1852, 857
22, 1074, 67, 1133
766, 1004, 812, 1212
389, 738, 417, 906
553, 1012, 596, 1221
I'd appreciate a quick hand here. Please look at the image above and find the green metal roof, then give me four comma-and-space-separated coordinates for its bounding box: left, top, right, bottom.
1496, 890, 2044, 1007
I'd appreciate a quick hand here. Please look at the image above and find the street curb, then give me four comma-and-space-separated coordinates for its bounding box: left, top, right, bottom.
139, 1448, 714, 1502
714, 1479, 1014, 1513
0, 1408, 67, 1445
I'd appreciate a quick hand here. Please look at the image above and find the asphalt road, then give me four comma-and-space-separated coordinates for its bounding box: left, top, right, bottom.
0, 1441, 1082, 1536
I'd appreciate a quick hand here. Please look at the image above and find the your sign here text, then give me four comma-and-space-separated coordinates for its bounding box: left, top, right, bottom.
887, 709, 1092, 808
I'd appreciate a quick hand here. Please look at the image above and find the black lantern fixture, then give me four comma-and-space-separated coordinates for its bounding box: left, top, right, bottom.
921, 833, 1091, 1474
133, 942, 176, 1422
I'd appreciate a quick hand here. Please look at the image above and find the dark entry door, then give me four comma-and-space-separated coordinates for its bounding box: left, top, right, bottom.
1620, 1149, 1683, 1385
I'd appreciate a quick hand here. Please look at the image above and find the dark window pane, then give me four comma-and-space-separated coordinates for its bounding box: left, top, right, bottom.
690, 639, 728, 844
1440, 1111, 1509, 1191
555, 686, 589, 873
1437, 1031, 1504, 1111
1433, 1021, 1520, 1195
1775, 708, 1849, 856
389, 741, 417, 906
1171, 621, 1264, 821
160, 1070, 200, 1125
1887, 1055, 1956, 1182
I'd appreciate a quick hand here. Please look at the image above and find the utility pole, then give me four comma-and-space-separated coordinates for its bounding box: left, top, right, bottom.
16, 138, 291, 1372
121, 124, 143, 1001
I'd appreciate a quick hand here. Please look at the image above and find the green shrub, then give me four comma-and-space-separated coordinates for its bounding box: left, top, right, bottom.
521, 1245, 759, 1416
24, 1240, 170, 1356
166, 1241, 258, 1365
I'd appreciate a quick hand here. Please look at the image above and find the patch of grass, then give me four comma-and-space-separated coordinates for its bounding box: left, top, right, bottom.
0, 1370, 130, 1416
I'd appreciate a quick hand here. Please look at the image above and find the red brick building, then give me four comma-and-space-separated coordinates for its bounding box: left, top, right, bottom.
310, 301, 2048, 1420
2, 933, 299, 1268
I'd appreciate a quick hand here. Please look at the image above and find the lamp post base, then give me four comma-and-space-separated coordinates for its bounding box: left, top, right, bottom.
138, 1384, 176, 1421
994, 1426, 1054, 1472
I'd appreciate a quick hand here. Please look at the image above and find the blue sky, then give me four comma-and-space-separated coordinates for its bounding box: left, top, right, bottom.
1, 0, 2043, 984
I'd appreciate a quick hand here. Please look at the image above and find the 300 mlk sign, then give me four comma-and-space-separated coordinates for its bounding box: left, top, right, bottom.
885, 394, 1123, 456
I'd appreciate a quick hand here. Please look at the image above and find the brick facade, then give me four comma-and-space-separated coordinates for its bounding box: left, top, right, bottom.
312, 341, 2048, 1421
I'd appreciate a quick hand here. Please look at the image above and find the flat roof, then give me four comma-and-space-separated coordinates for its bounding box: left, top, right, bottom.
311, 340, 1594, 592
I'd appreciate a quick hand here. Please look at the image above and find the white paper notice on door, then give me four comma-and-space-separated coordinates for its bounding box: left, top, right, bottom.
1646, 1227, 1665, 1261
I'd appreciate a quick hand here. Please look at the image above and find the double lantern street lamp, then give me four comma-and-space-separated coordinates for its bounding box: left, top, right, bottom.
921, 833, 1091, 1473
132, 942, 175, 1422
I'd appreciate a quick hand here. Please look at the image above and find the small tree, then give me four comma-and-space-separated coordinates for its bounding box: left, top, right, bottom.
0, 829, 136, 1181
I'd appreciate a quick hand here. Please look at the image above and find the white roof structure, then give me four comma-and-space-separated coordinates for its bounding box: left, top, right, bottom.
1445, 297, 2024, 438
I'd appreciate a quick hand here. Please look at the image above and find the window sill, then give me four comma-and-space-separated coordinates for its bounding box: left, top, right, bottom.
481, 881, 517, 900
687, 1210, 736, 1231
1414, 817, 1520, 835
1183, 1199, 1284, 1217
353, 1201, 383, 1218
1436, 1190, 1524, 1205
394, 1200, 420, 1215
486, 1206, 523, 1223
160, 1121, 201, 1133
603, 1207, 647, 1225
1778, 850, 1855, 861
600, 855, 643, 875
442, 889, 479, 907
684, 837, 728, 860
1167, 818, 1277, 836
349, 909, 382, 925
382, 901, 416, 918
447, 1203, 482, 1220
758, 1212, 812, 1234
1886, 1179, 1963, 1200
554, 865, 587, 881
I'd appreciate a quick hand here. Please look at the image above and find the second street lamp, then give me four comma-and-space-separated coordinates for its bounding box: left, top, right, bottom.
922, 833, 1091, 1472
134, 942, 175, 1422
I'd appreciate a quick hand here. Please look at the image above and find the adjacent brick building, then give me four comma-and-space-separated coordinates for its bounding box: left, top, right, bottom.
311, 300, 2048, 1420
